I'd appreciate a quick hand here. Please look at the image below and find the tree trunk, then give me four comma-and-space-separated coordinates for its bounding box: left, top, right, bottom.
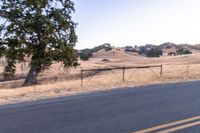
23, 66, 39, 86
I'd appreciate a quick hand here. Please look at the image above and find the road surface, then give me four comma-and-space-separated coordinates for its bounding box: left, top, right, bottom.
1, 81, 200, 133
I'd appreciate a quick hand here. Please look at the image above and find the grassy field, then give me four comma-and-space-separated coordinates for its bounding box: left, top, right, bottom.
1, 49, 200, 105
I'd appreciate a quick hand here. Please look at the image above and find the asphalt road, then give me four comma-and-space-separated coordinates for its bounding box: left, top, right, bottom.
1, 81, 200, 133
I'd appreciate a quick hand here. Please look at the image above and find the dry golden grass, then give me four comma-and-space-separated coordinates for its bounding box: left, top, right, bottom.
1, 49, 200, 105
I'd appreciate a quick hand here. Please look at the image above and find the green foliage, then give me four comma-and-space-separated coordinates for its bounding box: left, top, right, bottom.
138, 45, 162, 57
0, 0, 78, 82
124, 46, 136, 52
168, 52, 176, 56
138, 46, 148, 55
92, 43, 111, 52
176, 48, 192, 55
147, 48, 163, 57
78, 43, 112, 61
105, 47, 112, 51
78, 49, 93, 61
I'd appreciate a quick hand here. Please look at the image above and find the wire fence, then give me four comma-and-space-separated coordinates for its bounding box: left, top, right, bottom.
80, 64, 200, 87
1, 60, 200, 89
80, 65, 162, 86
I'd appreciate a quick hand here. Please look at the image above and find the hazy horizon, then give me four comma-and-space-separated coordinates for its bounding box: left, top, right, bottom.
73, 0, 200, 50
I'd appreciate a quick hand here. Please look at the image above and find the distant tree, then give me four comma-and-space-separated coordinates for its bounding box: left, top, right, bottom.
0, 0, 78, 85
168, 52, 176, 56
78, 49, 93, 61
105, 47, 112, 51
78, 43, 112, 61
160, 42, 175, 49
165, 45, 172, 49
176, 48, 192, 55
145, 44, 154, 48
124, 46, 136, 52
92, 43, 111, 52
138, 46, 148, 55
147, 48, 163, 57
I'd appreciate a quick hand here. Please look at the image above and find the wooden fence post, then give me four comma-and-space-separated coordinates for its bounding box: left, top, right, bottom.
160, 64, 163, 77
187, 65, 189, 77
122, 67, 125, 82
81, 69, 83, 87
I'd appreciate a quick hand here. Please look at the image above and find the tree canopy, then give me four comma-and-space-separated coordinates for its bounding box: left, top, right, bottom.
0, 0, 78, 85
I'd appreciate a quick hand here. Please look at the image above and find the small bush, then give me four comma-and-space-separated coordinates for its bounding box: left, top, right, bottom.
102, 58, 110, 62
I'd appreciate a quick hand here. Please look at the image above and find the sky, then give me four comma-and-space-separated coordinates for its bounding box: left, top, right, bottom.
73, 0, 200, 49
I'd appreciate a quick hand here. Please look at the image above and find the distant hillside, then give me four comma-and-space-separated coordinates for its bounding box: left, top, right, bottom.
78, 42, 199, 61
132, 42, 194, 57
78, 43, 112, 61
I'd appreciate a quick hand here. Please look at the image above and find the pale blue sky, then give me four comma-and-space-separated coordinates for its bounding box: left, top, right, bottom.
73, 0, 200, 49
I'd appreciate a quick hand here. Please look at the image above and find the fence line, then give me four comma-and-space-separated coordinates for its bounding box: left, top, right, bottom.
2, 63, 200, 89
80, 64, 163, 86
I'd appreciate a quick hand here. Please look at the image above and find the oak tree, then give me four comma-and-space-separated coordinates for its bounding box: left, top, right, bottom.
0, 0, 78, 85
